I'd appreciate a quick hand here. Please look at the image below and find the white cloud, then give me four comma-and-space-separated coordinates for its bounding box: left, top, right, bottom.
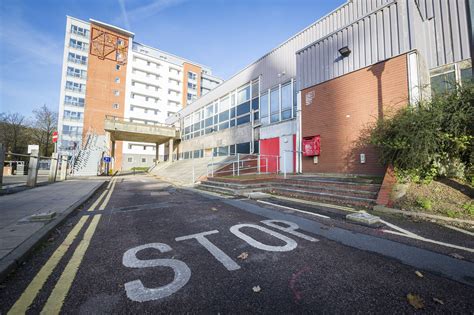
115, 0, 188, 26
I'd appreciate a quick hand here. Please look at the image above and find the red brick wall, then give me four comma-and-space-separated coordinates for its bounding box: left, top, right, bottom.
301, 54, 409, 176
84, 23, 129, 170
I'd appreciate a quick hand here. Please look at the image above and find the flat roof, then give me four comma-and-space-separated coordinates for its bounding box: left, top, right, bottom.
89, 18, 135, 38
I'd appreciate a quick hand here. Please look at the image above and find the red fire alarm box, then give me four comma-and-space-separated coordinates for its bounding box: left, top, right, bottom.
303, 136, 321, 156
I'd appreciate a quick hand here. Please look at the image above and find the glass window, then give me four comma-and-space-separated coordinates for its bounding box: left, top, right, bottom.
251, 79, 259, 99
260, 92, 269, 125
237, 114, 250, 125
236, 142, 250, 154
281, 82, 292, 120
254, 141, 259, 154
461, 67, 472, 85
252, 98, 259, 110
219, 111, 229, 122
293, 80, 297, 118
219, 121, 229, 130
270, 87, 279, 123
218, 146, 229, 156
237, 84, 250, 104
236, 101, 250, 116
431, 72, 456, 96
281, 83, 292, 110
205, 104, 213, 118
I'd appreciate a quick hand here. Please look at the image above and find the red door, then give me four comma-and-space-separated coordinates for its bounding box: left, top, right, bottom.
259, 137, 280, 173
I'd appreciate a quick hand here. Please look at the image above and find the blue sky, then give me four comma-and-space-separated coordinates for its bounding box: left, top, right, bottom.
0, 0, 344, 117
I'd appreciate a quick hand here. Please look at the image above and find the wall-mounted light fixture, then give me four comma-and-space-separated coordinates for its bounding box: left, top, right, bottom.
338, 46, 351, 57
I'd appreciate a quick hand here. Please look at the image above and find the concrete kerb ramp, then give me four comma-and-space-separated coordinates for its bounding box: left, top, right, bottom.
104, 116, 179, 144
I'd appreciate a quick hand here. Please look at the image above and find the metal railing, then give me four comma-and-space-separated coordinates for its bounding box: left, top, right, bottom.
67, 58, 87, 65
69, 43, 88, 51
105, 115, 176, 129
64, 99, 85, 107
1, 150, 67, 188
66, 72, 87, 79
206, 154, 280, 178
65, 86, 85, 93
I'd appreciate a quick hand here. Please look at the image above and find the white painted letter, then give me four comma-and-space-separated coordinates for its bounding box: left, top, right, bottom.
176, 230, 240, 271
230, 224, 297, 252
122, 243, 191, 302
261, 220, 319, 242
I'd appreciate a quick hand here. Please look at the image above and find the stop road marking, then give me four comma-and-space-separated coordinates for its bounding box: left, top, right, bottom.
122, 219, 318, 302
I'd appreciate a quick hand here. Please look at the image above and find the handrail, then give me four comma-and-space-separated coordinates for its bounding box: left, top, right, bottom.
6, 152, 60, 160
105, 115, 176, 129
207, 153, 280, 178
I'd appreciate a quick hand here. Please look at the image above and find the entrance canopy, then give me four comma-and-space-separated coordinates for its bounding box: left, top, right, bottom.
104, 116, 179, 145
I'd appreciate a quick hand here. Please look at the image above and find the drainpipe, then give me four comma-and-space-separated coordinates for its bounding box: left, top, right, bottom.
296, 91, 302, 174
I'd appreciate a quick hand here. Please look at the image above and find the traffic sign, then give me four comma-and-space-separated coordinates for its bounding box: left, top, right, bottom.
103, 156, 112, 163
52, 131, 58, 143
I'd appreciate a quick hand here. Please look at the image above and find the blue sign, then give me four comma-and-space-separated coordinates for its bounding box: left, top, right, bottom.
103, 156, 111, 163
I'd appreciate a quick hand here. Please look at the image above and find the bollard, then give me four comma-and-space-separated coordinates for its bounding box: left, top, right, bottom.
0, 143, 5, 188
60, 155, 68, 181
48, 153, 59, 183
26, 149, 39, 187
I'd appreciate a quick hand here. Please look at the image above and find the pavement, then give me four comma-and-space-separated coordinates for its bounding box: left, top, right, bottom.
0, 174, 473, 313
0, 178, 106, 281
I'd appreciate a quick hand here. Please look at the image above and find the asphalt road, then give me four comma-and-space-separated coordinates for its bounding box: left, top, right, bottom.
1, 174, 473, 313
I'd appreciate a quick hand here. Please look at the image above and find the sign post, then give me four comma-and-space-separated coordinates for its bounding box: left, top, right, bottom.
103, 156, 111, 176
52, 131, 58, 153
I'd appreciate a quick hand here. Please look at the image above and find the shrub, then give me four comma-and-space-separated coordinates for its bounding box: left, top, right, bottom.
416, 197, 432, 210
370, 84, 474, 181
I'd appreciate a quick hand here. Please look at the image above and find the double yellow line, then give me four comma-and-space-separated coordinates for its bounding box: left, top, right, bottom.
9, 177, 118, 315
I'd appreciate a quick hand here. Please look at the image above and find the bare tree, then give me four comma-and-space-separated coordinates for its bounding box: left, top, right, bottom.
31, 105, 58, 157
0, 112, 26, 153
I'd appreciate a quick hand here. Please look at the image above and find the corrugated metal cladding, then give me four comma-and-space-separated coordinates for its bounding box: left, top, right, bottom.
172, 0, 394, 121
297, 0, 471, 91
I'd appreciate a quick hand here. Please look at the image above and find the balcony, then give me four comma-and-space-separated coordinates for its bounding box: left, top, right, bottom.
65, 86, 85, 93
68, 58, 87, 65
67, 72, 87, 80
63, 116, 84, 123
70, 29, 89, 38
69, 43, 88, 51
64, 100, 85, 107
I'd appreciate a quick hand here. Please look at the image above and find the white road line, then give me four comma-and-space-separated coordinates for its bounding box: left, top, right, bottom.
382, 229, 474, 253
443, 224, 474, 237
257, 200, 330, 219
379, 219, 418, 237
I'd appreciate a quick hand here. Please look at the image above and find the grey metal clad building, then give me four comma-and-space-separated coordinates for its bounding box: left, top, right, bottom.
167, 0, 395, 167
297, 0, 472, 91
168, 0, 471, 173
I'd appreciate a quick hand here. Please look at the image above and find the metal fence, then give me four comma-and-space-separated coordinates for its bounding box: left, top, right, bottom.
206, 154, 281, 178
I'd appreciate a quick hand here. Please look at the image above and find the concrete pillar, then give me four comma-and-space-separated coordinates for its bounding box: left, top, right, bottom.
0, 143, 5, 188
48, 153, 59, 183
26, 149, 39, 187
169, 139, 174, 162
155, 143, 159, 164
60, 155, 68, 181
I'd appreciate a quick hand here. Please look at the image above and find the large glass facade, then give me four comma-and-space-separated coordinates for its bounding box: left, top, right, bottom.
179, 78, 296, 159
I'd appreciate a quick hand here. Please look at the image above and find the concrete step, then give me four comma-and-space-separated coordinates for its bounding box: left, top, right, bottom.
195, 183, 238, 196
276, 182, 378, 199
283, 178, 380, 192
266, 187, 376, 209
205, 177, 379, 197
